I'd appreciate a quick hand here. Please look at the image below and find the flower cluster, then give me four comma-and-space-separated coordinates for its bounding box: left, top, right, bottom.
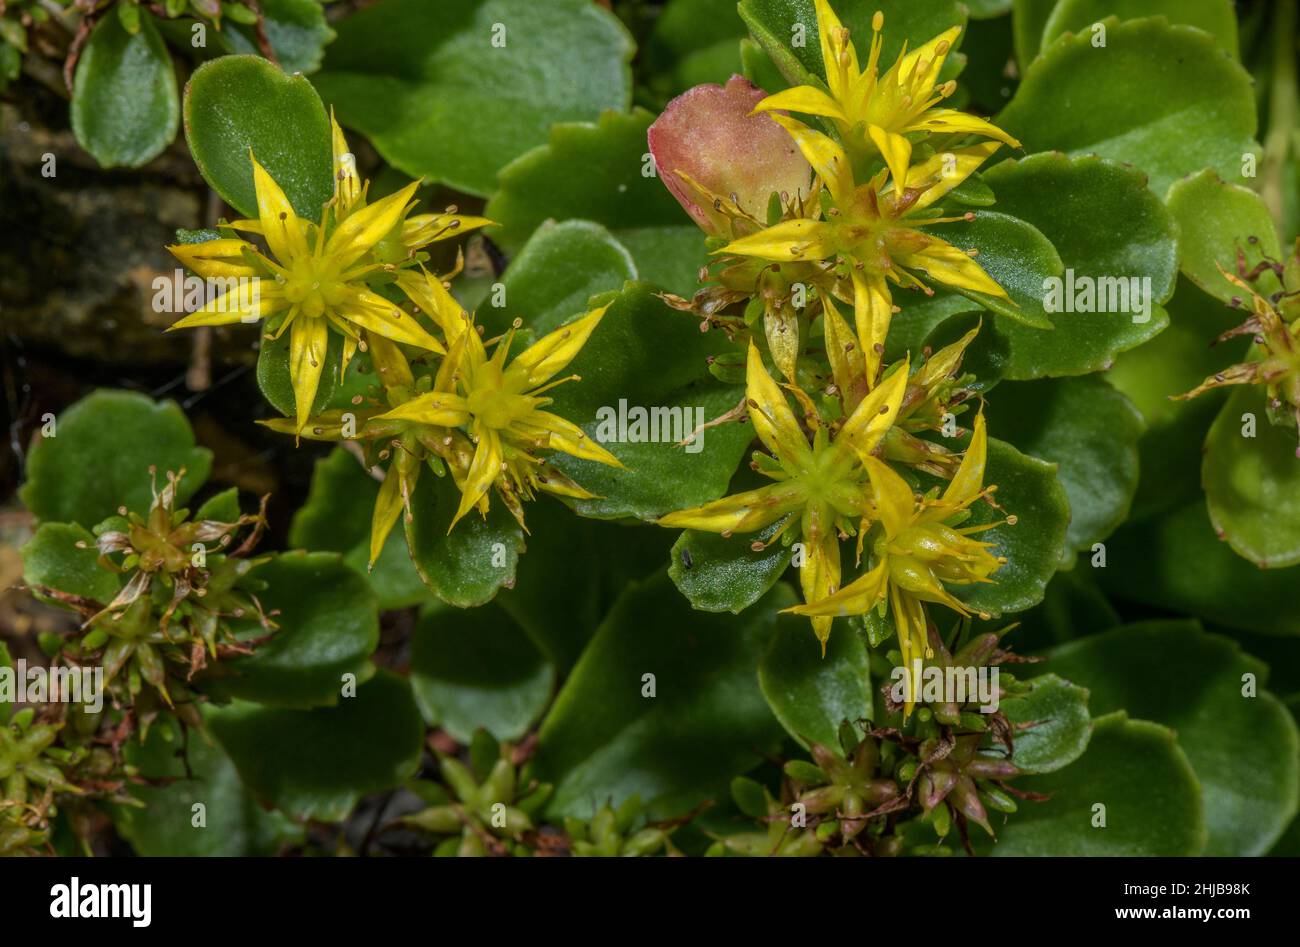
651, 1, 1022, 703
170, 117, 619, 562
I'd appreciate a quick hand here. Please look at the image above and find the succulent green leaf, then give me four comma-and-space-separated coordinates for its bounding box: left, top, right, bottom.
209, 671, 424, 822
1000, 673, 1091, 775
534, 572, 790, 818
980, 153, 1177, 378
1033, 621, 1299, 855
20, 390, 212, 527
997, 17, 1258, 197
758, 614, 872, 751
987, 376, 1144, 559
984, 711, 1206, 855
184, 54, 334, 219
485, 110, 708, 294
71, 11, 179, 169
410, 603, 554, 743
313, 0, 635, 197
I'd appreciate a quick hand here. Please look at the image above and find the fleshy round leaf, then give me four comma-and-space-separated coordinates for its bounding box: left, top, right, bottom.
404, 467, 524, 608
1203, 386, 1300, 568
410, 603, 554, 744
987, 376, 1144, 559
952, 437, 1070, 617
669, 520, 794, 614
20, 390, 212, 527
983, 711, 1206, 855
999, 673, 1091, 775
222, 0, 337, 75
1033, 621, 1299, 855
496, 496, 674, 673
115, 717, 302, 856
485, 110, 708, 294
71, 11, 178, 168
1011, 0, 1056, 66
1105, 278, 1247, 520
184, 54, 334, 219
997, 17, 1257, 197
290, 449, 428, 610
920, 210, 1062, 329
534, 572, 790, 818
1166, 170, 1282, 303
758, 614, 871, 751
313, 0, 634, 197
208, 671, 424, 822
207, 551, 380, 709
480, 220, 636, 337
544, 283, 754, 521
1041, 0, 1238, 57
640, 0, 746, 103
1099, 500, 1300, 636
980, 153, 1177, 379
20, 523, 121, 604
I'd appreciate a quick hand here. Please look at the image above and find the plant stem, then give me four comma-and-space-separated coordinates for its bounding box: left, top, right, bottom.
1261, 0, 1297, 233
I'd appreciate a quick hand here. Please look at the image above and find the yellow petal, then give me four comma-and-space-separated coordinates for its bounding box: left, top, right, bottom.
289, 316, 329, 434
851, 268, 893, 383
895, 234, 1007, 297
374, 390, 470, 428
787, 558, 888, 617
798, 503, 842, 651
396, 269, 467, 341
402, 212, 494, 248
821, 291, 867, 413
894, 25, 961, 101
897, 140, 1001, 211
527, 410, 625, 468
252, 155, 310, 265
167, 239, 261, 279
765, 113, 855, 207
508, 305, 608, 389
657, 483, 804, 534
450, 428, 501, 532
327, 180, 420, 271
868, 125, 913, 195
330, 109, 362, 217
368, 466, 406, 568
751, 85, 848, 124
836, 353, 909, 460
719, 217, 837, 263
366, 332, 415, 392
890, 583, 929, 716
943, 411, 987, 507
863, 455, 916, 538
914, 321, 979, 389
344, 288, 447, 353
166, 278, 278, 329
814, 0, 857, 102
745, 342, 810, 463
908, 108, 1020, 148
